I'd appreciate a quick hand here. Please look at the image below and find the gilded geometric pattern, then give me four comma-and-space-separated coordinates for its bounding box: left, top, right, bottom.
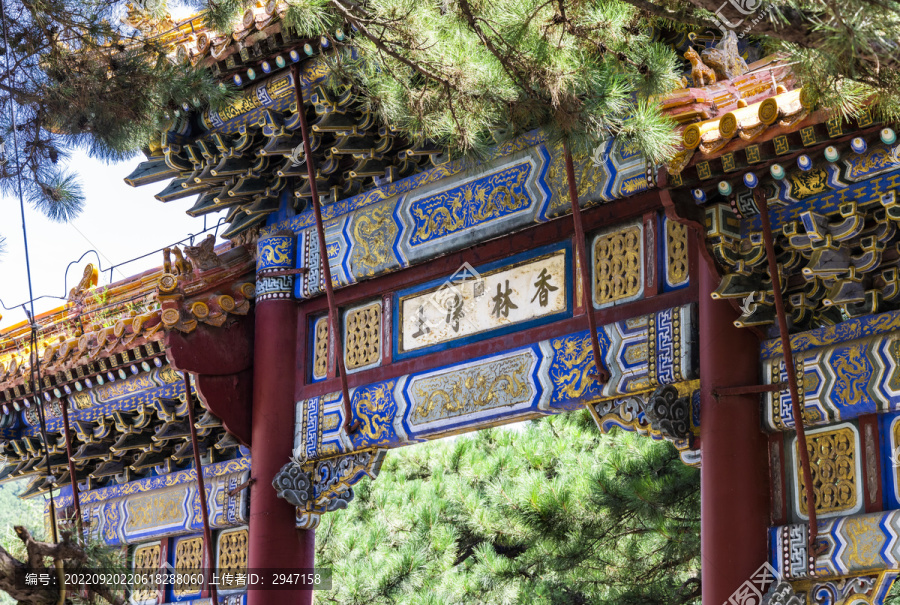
344, 302, 381, 371
218, 528, 249, 589
132, 543, 160, 603
665, 220, 688, 287
174, 537, 204, 596
593, 225, 642, 306
798, 427, 857, 516
313, 317, 329, 380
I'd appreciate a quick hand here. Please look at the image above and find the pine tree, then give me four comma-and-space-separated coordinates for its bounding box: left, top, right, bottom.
2, 0, 899, 245
0, 0, 230, 241
316, 412, 701, 605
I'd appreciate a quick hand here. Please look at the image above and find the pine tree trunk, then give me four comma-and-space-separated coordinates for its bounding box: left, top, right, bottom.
0, 527, 126, 605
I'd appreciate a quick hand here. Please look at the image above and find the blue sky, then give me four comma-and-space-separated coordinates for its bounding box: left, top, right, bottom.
0, 152, 227, 329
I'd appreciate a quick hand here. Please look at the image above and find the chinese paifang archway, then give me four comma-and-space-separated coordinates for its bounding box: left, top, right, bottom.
1, 3, 900, 604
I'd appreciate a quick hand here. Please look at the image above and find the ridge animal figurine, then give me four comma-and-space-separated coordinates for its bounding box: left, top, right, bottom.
171, 247, 193, 276
184, 234, 222, 272
685, 47, 716, 87
163, 247, 173, 274
68, 263, 99, 303
701, 31, 749, 82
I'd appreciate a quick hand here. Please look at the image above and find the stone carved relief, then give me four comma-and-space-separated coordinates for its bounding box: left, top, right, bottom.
273, 449, 387, 530
644, 384, 692, 441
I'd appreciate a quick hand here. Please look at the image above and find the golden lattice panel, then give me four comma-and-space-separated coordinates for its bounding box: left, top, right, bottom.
174, 537, 204, 596
344, 302, 382, 371
313, 316, 329, 380
132, 543, 160, 603
592, 223, 643, 308
796, 425, 860, 517
218, 528, 249, 589
665, 220, 689, 288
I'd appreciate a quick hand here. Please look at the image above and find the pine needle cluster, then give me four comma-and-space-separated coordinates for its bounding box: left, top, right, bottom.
2, 0, 899, 249
0, 0, 229, 233
316, 412, 701, 605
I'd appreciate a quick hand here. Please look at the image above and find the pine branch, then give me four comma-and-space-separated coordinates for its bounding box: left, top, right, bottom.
616, 0, 715, 26
328, 0, 458, 90
455, 0, 544, 102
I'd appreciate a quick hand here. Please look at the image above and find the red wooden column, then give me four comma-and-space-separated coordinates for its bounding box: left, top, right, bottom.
699, 251, 770, 604
249, 293, 314, 605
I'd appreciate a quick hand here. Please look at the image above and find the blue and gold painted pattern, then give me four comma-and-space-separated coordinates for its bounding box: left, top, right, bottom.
257, 235, 295, 272
406, 162, 534, 247
760, 310, 900, 359
264, 130, 650, 300
51, 458, 250, 546
541, 138, 649, 218
257, 234, 296, 300
590, 382, 700, 467
294, 304, 696, 460
20, 366, 184, 437
743, 164, 900, 236
772, 510, 900, 582
54, 458, 250, 508
348, 199, 401, 280
395, 149, 552, 265
262, 131, 549, 238
763, 330, 900, 431
201, 58, 330, 135
350, 380, 402, 449
295, 215, 351, 299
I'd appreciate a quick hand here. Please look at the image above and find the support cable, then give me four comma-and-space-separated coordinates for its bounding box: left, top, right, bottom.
28, 327, 59, 544
184, 373, 218, 603
291, 64, 359, 433
1, 0, 60, 545
755, 187, 819, 560
563, 142, 610, 383
60, 397, 83, 539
